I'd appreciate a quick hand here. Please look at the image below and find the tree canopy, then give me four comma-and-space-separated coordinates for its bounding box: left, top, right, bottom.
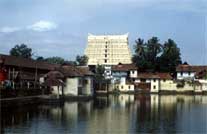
76, 55, 88, 66
44, 57, 65, 64
10, 44, 32, 59
132, 37, 182, 73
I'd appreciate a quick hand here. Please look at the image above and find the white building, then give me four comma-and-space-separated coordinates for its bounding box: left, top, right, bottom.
43, 65, 94, 97
111, 63, 137, 92
135, 73, 173, 93
85, 33, 132, 66
176, 64, 207, 80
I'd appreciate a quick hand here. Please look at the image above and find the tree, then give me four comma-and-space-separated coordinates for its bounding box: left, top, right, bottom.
36, 56, 44, 61
94, 65, 105, 90
62, 60, 77, 66
132, 37, 162, 71
76, 55, 88, 66
132, 38, 149, 70
159, 39, 182, 72
132, 37, 182, 72
45, 57, 65, 64
10, 44, 32, 58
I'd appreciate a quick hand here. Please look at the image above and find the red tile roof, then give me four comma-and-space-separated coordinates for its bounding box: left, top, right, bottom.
176, 64, 207, 73
46, 65, 94, 78
137, 72, 172, 79
112, 63, 137, 71
0, 54, 59, 70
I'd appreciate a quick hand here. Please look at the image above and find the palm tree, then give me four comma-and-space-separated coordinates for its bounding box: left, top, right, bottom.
147, 37, 162, 61
134, 38, 145, 57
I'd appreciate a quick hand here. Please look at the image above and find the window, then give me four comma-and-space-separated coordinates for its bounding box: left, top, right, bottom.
154, 79, 156, 82
153, 85, 156, 89
163, 79, 166, 82
128, 86, 130, 89
121, 86, 123, 89
105, 50, 107, 53
188, 72, 191, 76
181, 72, 183, 76
105, 54, 107, 57
132, 71, 134, 74
105, 59, 107, 63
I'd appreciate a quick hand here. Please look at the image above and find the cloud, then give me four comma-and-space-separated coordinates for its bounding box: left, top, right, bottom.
27, 20, 57, 32
0, 26, 21, 33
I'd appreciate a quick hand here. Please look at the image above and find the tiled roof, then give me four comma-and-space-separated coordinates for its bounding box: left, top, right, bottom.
77, 66, 94, 76
43, 78, 65, 86
0, 54, 59, 70
112, 63, 137, 71
176, 64, 207, 73
46, 65, 94, 78
137, 72, 172, 79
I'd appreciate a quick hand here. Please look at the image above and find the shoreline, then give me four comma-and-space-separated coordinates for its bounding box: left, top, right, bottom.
1, 91, 207, 108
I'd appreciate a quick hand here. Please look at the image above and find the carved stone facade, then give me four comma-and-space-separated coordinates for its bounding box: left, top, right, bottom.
85, 33, 132, 65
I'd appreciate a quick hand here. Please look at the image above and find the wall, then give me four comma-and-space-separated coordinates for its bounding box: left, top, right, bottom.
130, 70, 137, 78
117, 84, 134, 92
82, 76, 93, 95
150, 79, 159, 93
177, 72, 195, 80
64, 78, 78, 96
198, 79, 207, 91
160, 80, 177, 91
51, 86, 62, 96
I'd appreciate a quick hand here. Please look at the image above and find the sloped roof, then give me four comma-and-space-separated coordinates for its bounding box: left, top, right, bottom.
76, 66, 94, 76
112, 63, 137, 71
176, 64, 207, 73
0, 54, 59, 70
43, 71, 64, 79
42, 78, 65, 86
46, 65, 94, 78
137, 72, 172, 79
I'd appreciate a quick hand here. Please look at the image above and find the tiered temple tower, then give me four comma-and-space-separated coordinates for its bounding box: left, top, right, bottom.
85, 33, 132, 66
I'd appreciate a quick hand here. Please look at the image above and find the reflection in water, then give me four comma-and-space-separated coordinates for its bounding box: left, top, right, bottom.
1, 95, 207, 133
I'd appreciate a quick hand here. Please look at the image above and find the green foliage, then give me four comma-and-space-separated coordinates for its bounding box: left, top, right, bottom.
10, 44, 32, 58
94, 65, 105, 82
44, 57, 65, 64
159, 39, 182, 72
132, 37, 182, 73
36, 56, 44, 61
63, 60, 77, 66
76, 55, 88, 66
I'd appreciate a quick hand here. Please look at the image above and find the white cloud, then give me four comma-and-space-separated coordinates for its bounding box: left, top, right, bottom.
27, 20, 57, 32
0, 26, 21, 33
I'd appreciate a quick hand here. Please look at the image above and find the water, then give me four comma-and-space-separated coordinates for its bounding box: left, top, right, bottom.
1, 95, 207, 134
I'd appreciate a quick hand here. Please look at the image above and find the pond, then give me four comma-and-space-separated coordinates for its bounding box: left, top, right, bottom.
1, 95, 207, 134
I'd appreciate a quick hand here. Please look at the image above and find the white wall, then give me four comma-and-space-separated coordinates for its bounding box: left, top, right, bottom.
117, 84, 134, 92
160, 80, 177, 91
177, 72, 195, 80
130, 70, 137, 78
64, 78, 79, 96
150, 79, 159, 93
120, 77, 126, 84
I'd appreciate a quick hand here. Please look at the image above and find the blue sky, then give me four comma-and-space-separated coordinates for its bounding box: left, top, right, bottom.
0, 0, 206, 64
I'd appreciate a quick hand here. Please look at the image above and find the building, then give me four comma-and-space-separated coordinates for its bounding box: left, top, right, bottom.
0, 54, 59, 89
111, 63, 138, 92
135, 73, 173, 93
43, 65, 94, 96
85, 33, 132, 66
176, 64, 207, 80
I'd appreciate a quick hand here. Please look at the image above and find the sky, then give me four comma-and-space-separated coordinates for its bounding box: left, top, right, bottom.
0, 0, 207, 65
